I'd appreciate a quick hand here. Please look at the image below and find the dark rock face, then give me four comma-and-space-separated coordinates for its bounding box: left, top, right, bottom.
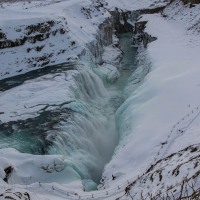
181, 0, 200, 4
130, 6, 166, 48
0, 189, 31, 200
139, 6, 166, 15
0, 20, 66, 50
110, 5, 165, 34
0, 37, 26, 49
132, 21, 157, 48
78, 0, 114, 64
109, 5, 165, 48
170, 0, 200, 4
99, 19, 113, 46
0, 31, 6, 40
25, 21, 54, 35
110, 8, 133, 33
3, 166, 13, 183
86, 17, 114, 64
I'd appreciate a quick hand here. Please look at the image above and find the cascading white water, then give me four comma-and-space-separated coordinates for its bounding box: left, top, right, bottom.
44, 66, 119, 189
0, 33, 138, 190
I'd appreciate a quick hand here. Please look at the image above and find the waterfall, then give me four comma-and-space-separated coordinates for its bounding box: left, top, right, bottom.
43, 65, 118, 188
0, 33, 140, 191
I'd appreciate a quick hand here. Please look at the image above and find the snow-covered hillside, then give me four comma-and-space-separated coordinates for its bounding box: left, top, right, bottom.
0, 0, 200, 199
101, 0, 200, 198
0, 0, 111, 79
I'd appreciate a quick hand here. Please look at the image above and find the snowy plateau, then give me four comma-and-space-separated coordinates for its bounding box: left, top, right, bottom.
0, 0, 200, 199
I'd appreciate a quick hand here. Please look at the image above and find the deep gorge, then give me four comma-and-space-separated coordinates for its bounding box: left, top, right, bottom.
0, 5, 155, 192
0, 30, 140, 190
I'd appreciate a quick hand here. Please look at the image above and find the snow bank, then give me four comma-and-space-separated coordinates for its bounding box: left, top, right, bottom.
102, 1, 200, 191
0, 0, 110, 79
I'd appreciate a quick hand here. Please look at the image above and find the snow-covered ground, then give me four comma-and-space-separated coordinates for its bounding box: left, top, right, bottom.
0, 0, 200, 199
0, 0, 110, 79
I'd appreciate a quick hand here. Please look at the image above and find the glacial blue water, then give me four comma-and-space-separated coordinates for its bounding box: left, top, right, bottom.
0, 33, 137, 189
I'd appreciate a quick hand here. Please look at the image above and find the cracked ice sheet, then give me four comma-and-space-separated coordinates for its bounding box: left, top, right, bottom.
0, 70, 78, 123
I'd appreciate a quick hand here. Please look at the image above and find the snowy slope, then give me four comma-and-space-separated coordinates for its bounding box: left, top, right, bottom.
0, 0, 110, 79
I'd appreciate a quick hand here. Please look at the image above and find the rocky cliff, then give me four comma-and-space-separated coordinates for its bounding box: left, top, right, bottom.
0, 0, 113, 79
110, 9, 133, 33
181, 0, 200, 4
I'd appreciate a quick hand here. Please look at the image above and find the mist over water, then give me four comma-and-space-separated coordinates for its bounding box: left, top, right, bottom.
0, 33, 137, 189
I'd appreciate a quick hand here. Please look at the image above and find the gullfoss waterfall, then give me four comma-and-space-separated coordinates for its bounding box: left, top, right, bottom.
0, 33, 138, 191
